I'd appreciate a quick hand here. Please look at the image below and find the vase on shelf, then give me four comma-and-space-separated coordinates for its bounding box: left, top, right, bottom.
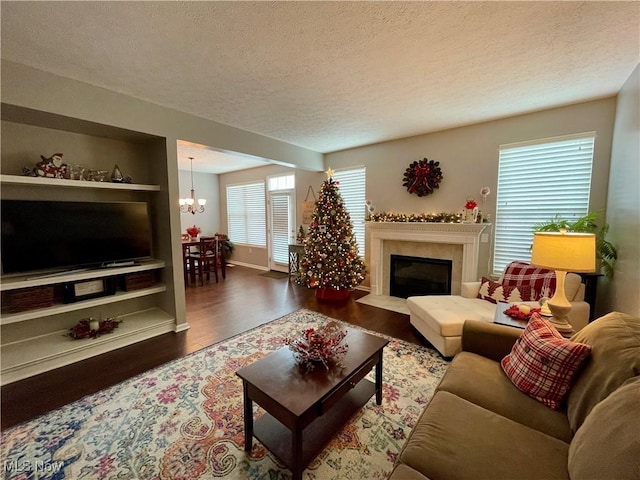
463, 207, 479, 223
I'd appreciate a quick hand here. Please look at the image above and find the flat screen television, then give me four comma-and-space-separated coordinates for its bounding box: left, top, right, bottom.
1, 200, 153, 275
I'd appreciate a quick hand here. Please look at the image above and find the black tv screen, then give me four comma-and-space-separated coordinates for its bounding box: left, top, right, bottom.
1, 200, 152, 275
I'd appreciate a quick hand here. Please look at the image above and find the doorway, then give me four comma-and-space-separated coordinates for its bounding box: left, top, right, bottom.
268, 190, 295, 272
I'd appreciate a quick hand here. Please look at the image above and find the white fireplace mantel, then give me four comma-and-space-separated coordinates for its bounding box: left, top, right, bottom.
366, 222, 490, 296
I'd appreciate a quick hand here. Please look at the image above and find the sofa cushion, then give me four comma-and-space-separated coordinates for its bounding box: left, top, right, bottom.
399, 391, 570, 480
501, 261, 556, 300
566, 312, 640, 433
437, 351, 572, 442
407, 295, 496, 337
501, 314, 591, 409
568, 376, 640, 480
477, 276, 531, 304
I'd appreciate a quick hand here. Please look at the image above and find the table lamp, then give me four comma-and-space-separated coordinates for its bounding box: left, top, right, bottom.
531, 229, 596, 334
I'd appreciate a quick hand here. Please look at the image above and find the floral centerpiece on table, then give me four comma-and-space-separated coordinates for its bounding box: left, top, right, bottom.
186, 225, 201, 239
286, 321, 349, 371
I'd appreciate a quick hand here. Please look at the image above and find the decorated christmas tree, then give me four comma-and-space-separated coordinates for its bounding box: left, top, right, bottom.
297, 169, 366, 298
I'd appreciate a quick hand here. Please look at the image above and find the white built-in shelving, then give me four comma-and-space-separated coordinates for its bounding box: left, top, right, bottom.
0, 108, 180, 385
1, 308, 175, 385
0, 174, 161, 191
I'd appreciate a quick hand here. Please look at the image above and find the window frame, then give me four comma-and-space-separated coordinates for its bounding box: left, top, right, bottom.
492, 132, 595, 276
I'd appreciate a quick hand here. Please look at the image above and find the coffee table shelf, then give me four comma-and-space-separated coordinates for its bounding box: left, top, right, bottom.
254, 380, 375, 470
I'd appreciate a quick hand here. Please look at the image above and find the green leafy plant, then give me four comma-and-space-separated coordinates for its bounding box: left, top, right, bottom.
534, 211, 617, 278
216, 233, 235, 260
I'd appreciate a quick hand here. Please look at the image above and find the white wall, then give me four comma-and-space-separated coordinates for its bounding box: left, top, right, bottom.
325, 98, 617, 280
600, 65, 640, 317
178, 170, 220, 236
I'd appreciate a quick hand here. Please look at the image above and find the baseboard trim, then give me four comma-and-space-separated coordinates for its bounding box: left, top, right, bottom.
226, 261, 269, 271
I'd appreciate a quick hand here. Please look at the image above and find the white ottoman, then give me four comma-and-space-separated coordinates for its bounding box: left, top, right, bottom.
407, 295, 496, 357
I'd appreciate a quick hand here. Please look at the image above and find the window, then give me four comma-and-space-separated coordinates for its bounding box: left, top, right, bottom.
333, 167, 366, 256
493, 133, 595, 276
267, 173, 295, 191
226, 181, 266, 247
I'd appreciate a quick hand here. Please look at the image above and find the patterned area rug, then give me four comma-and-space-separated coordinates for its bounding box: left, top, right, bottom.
1, 309, 448, 479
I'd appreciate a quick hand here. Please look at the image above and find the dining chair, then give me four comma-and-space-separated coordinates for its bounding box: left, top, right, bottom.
187, 236, 218, 285
214, 233, 227, 280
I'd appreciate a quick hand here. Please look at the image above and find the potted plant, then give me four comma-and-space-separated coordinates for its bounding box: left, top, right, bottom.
215, 233, 235, 260
534, 211, 617, 278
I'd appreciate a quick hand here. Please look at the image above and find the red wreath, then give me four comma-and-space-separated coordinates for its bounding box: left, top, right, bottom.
403, 158, 443, 197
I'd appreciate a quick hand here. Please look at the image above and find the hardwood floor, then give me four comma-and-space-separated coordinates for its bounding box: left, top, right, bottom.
1, 265, 431, 430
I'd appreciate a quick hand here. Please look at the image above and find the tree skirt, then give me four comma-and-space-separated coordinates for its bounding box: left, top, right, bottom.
1, 309, 449, 479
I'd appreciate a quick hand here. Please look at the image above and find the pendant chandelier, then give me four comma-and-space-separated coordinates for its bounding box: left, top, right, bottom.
179, 157, 206, 214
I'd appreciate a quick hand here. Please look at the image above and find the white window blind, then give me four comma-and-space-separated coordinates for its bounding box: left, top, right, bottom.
493, 133, 595, 276
333, 167, 366, 256
226, 182, 266, 247
270, 194, 291, 264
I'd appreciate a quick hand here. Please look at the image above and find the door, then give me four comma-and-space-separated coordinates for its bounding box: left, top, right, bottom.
268, 191, 295, 272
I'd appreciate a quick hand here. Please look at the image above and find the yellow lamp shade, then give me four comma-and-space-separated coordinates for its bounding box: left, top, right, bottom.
531, 231, 596, 273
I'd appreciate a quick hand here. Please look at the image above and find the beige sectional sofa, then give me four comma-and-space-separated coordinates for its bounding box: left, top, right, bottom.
408, 266, 590, 357
389, 311, 640, 480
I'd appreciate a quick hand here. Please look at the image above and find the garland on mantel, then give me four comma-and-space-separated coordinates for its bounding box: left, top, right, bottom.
368, 212, 463, 223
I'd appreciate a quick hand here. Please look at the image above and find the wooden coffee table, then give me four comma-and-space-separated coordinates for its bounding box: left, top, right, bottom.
235, 326, 389, 480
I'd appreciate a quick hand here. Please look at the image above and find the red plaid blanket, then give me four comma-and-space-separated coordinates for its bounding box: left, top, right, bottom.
501, 261, 556, 301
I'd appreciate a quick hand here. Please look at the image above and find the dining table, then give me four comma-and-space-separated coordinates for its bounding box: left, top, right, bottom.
181, 236, 226, 285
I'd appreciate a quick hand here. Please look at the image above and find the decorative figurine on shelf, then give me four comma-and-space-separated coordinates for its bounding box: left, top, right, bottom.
30, 152, 68, 179
110, 164, 132, 183
296, 225, 306, 244
365, 199, 376, 220
478, 186, 491, 223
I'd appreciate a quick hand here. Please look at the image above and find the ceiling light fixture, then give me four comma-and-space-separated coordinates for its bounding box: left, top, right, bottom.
179, 157, 206, 215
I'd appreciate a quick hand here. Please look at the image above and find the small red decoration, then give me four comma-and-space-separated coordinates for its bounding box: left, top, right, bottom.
186, 225, 200, 238
402, 158, 443, 197
465, 199, 478, 210
69, 317, 122, 339
503, 304, 541, 321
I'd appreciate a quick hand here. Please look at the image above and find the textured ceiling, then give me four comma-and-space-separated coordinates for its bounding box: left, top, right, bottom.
2, 1, 639, 173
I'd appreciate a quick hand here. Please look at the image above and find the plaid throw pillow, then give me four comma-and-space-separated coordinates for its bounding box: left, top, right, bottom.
477, 277, 531, 304
501, 261, 556, 301
501, 313, 591, 409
